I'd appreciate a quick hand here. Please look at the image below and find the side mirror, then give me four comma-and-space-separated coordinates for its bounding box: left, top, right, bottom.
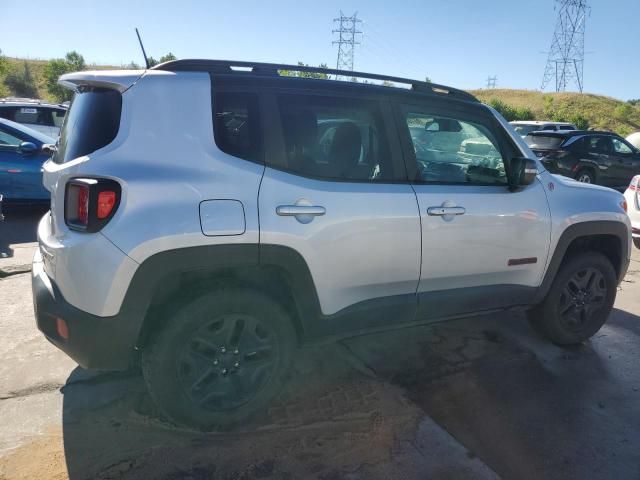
509, 157, 538, 189
18, 141, 38, 155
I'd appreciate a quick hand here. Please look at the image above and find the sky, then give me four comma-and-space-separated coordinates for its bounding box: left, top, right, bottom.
2, 0, 638, 100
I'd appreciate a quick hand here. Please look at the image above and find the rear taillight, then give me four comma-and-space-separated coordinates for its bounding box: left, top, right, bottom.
97, 191, 117, 219
65, 178, 121, 232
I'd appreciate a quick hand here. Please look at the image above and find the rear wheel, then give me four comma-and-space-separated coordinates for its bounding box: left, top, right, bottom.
633, 237, 640, 250
528, 252, 617, 345
142, 288, 296, 430
575, 169, 595, 184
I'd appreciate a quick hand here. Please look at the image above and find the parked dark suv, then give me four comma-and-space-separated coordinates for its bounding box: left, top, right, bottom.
525, 130, 640, 188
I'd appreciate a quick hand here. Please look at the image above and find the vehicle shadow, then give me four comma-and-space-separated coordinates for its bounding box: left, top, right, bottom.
59, 308, 640, 480
0, 204, 48, 257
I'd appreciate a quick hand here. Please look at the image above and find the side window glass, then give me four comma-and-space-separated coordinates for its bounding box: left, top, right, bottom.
0, 128, 22, 147
52, 109, 66, 128
213, 92, 261, 163
612, 138, 633, 154
404, 111, 507, 185
0, 108, 17, 122
274, 94, 394, 182
588, 136, 611, 154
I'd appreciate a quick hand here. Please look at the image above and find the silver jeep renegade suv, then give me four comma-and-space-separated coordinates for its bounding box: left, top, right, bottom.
32, 60, 631, 430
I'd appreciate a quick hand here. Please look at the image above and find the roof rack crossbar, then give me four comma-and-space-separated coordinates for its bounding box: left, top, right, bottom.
152, 59, 477, 102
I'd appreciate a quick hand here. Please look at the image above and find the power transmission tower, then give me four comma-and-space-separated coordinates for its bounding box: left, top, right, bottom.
486, 75, 497, 89
332, 11, 362, 79
541, 0, 590, 92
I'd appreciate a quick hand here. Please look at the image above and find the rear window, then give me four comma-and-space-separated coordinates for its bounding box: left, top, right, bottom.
524, 134, 565, 150
511, 124, 542, 136
54, 88, 122, 163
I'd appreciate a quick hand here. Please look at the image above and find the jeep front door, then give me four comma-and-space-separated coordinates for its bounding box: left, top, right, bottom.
395, 101, 552, 320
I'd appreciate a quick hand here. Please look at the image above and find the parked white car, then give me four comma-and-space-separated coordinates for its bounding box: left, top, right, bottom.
510, 121, 578, 137
0, 98, 67, 138
624, 175, 640, 249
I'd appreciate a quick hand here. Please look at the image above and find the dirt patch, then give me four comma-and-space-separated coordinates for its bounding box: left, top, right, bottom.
0, 429, 67, 480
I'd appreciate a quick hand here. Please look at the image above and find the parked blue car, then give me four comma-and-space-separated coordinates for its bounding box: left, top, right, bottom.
0, 118, 54, 202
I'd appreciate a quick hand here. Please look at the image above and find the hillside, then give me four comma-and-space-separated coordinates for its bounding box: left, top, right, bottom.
1, 57, 123, 101
470, 88, 640, 137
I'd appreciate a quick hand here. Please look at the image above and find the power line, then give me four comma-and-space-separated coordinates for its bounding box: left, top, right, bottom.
541, 0, 590, 92
332, 11, 362, 79
486, 75, 497, 89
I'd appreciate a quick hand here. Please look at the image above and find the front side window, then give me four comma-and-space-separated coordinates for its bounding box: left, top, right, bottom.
612, 138, 633, 154
213, 92, 261, 163
0, 127, 22, 147
274, 94, 394, 182
404, 111, 507, 184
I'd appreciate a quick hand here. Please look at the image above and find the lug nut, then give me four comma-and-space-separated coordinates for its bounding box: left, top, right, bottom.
221, 368, 228, 375
213, 359, 218, 365
234, 362, 240, 368
220, 346, 226, 354
233, 349, 239, 355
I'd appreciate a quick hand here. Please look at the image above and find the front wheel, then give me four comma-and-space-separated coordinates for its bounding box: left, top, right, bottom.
142, 289, 296, 430
528, 252, 617, 345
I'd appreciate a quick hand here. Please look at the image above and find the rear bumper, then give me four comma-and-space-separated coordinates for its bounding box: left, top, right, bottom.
32, 250, 138, 370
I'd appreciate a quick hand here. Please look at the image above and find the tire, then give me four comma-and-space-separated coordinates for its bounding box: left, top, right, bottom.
575, 169, 595, 184
142, 288, 296, 431
634, 237, 640, 250
528, 252, 617, 345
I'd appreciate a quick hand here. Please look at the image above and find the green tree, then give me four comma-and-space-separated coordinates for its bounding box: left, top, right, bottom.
0, 49, 9, 97
3, 61, 38, 98
43, 51, 87, 102
147, 53, 177, 68
279, 62, 329, 79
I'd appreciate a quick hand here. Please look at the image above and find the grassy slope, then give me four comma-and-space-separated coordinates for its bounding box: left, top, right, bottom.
470, 88, 640, 136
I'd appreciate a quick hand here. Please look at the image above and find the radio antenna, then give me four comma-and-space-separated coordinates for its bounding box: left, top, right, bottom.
135, 28, 150, 69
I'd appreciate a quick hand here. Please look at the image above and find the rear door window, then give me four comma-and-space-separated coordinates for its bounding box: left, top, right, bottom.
587, 136, 612, 154
271, 93, 396, 182
54, 88, 122, 163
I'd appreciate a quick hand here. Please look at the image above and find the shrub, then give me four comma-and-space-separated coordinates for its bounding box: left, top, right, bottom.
569, 114, 589, 130
487, 98, 533, 121
3, 62, 38, 98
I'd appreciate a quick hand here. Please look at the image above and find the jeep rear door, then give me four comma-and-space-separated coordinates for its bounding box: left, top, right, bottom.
258, 88, 421, 326
394, 99, 551, 320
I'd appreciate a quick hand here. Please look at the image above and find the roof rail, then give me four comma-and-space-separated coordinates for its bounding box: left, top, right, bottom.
152, 59, 478, 102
